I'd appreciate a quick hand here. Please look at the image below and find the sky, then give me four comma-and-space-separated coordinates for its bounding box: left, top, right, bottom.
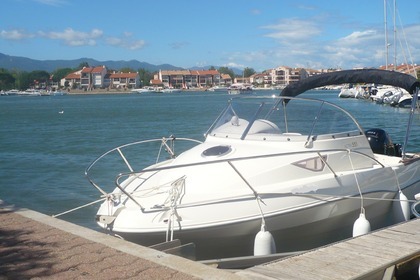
1, 0, 419, 72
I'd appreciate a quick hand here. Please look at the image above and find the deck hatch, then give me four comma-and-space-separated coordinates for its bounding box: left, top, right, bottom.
202, 145, 232, 157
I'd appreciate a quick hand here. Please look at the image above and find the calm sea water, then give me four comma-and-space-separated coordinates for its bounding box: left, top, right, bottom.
1, 90, 419, 229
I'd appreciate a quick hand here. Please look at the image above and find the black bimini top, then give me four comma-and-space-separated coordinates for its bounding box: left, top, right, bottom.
280, 69, 419, 97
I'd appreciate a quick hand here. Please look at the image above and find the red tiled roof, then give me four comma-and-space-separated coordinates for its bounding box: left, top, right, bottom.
81, 67, 93, 73
65, 73, 80, 79
110, 72, 138, 78
195, 70, 219, 75
161, 70, 191, 75
92, 66, 106, 73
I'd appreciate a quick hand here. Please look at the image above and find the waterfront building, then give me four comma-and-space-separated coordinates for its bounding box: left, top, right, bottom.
268, 66, 309, 87
158, 69, 221, 89
220, 73, 232, 85
109, 72, 140, 89
62, 66, 140, 90
79, 66, 108, 90
61, 70, 81, 88
378, 63, 420, 77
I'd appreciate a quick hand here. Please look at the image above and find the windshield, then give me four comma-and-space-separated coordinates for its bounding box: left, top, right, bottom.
206, 96, 364, 140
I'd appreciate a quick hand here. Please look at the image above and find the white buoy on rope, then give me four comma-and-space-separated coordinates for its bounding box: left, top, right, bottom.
392, 191, 411, 222
254, 225, 276, 256
398, 191, 410, 221
352, 209, 371, 237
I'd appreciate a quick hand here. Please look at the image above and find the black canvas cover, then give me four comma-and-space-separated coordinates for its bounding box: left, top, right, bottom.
280, 69, 419, 97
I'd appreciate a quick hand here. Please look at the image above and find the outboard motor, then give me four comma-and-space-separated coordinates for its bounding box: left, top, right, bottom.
365, 128, 401, 157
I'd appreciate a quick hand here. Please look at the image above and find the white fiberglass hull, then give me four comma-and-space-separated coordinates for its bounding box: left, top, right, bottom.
88, 89, 420, 260
98, 186, 415, 260
95, 136, 419, 259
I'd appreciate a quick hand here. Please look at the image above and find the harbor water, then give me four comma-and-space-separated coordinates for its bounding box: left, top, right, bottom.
0, 90, 419, 230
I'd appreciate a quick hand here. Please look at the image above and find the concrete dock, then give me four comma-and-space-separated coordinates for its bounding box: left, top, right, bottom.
0, 202, 239, 280
1, 200, 419, 279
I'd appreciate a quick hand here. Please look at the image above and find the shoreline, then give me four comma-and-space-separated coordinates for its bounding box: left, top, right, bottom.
66, 88, 209, 95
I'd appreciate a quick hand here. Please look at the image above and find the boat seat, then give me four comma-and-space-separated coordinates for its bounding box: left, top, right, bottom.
248, 119, 281, 134
212, 118, 281, 136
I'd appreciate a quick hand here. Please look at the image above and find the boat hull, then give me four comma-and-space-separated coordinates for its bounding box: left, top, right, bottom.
87, 87, 420, 260
102, 188, 415, 260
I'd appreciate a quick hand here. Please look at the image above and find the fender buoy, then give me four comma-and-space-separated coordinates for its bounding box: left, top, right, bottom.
398, 191, 410, 221
254, 225, 276, 256
353, 212, 371, 237
393, 191, 411, 222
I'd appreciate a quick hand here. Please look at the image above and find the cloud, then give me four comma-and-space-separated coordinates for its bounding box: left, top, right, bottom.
336, 30, 379, 45
169, 41, 189, 50
262, 18, 322, 43
223, 62, 246, 69
322, 29, 384, 68
1, 26, 147, 51
39, 28, 103, 46
0, 29, 34, 40
105, 33, 146, 50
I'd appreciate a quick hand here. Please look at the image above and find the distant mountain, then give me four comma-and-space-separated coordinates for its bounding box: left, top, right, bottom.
0, 53, 183, 72
0, 53, 246, 75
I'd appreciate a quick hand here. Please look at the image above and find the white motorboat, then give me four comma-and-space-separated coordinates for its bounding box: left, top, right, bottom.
5, 89, 21, 95
338, 84, 363, 98
162, 88, 182, 93
228, 83, 253, 95
19, 89, 42, 96
131, 87, 155, 94
86, 69, 419, 260
208, 86, 229, 92
394, 94, 413, 108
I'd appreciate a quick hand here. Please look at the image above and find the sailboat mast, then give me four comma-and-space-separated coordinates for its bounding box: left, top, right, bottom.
384, 0, 389, 70
393, 0, 397, 70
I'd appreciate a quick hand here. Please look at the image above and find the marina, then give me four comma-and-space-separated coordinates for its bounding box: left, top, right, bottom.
1, 75, 419, 278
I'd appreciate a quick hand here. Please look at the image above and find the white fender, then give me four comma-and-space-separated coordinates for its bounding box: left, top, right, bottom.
399, 191, 410, 221
353, 212, 371, 237
393, 191, 411, 222
254, 225, 276, 256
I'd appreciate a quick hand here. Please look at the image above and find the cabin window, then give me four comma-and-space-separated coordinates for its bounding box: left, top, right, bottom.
292, 155, 326, 172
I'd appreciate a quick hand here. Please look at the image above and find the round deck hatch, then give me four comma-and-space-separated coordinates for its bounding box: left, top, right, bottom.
202, 145, 232, 157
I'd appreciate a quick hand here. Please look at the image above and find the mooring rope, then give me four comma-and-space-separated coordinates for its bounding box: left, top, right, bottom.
52, 197, 107, 218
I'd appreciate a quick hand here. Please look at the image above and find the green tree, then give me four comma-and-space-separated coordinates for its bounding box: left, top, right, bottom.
218, 67, 235, 80
78, 62, 89, 69
52, 68, 73, 83
12, 71, 30, 90
137, 68, 153, 86
28, 70, 50, 88
0, 69, 15, 90
243, 67, 256, 78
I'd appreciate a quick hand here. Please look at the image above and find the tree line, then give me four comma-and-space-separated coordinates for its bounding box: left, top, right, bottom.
0, 62, 255, 91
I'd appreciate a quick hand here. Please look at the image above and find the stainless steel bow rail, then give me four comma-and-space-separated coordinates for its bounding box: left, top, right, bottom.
52, 137, 202, 217
54, 145, 418, 220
